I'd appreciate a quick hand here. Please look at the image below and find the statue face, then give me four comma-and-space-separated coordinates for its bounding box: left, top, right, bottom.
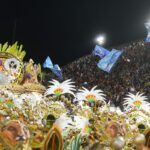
0, 53, 23, 84
106, 123, 118, 138
31, 129, 45, 148
0, 120, 30, 147
106, 122, 124, 138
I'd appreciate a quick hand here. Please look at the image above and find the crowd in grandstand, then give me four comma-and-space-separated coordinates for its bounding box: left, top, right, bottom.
43, 40, 150, 110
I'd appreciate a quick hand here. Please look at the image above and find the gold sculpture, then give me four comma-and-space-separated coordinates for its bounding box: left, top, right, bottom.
43, 125, 63, 150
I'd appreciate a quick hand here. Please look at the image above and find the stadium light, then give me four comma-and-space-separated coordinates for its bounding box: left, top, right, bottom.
95, 35, 106, 45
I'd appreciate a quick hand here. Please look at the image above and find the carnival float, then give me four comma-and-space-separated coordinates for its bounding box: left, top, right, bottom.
0, 42, 150, 150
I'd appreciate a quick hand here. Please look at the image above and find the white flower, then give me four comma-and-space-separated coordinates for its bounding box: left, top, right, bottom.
123, 92, 150, 111
76, 86, 106, 104
125, 110, 150, 129
24, 92, 43, 109
74, 116, 89, 129
47, 101, 66, 110
35, 111, 44, 125
13, 97, 24, 108
12, 92, 43, 109
45, 79, 76, 96
55, 114, 88, 132
55, 114, 73, 131
0, 73, 11, 85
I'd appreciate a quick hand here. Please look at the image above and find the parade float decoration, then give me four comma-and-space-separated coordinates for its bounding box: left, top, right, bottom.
0, 42, 25, 84
0, 120, 31, 150
123, 92, 150, 111
45, 79, 75, 97
44, 79, 76, 119
76, 86, 106, 104
43, 56, 63, 80
76, 86, 106, 114
123, 92, 150, 150
0, 42, 150, 150
124, 92, 150, 132
43, 125, 63, 150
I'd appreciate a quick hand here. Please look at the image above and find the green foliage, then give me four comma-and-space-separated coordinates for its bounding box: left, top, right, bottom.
0, 42, 26, 60
64, 134, 81, 150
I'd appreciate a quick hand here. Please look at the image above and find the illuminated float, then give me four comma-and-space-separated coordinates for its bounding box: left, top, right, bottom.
0, 42, 150, 150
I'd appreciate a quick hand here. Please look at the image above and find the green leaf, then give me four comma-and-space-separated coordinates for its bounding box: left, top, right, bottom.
2, 42, 8, 52
69, 134, 81, 150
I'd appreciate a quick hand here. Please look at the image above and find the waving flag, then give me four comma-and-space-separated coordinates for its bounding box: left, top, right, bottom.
43, 56, 63, 80
92, 45, 110, 59
97, 49, 123, 73
43, 56, 53, 68
51, 64, 63, 80
145, 23, 150, 42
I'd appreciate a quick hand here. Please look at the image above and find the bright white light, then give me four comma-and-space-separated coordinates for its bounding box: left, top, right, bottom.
95, 35, 106, 45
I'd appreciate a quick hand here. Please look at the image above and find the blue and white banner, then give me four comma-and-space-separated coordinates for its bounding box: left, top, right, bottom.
51, 64, 63, 80
92, 45, 110, 59
145, 23, 150, 42
43, 56, 63, 80
43, 56, 53, 69
97, 49, 123, 73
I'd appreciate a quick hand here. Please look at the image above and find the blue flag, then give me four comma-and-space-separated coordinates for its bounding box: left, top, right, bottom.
43, 56, 63, 80
43, 56, 53, 69
92, 45, 110, 59
52, 64, 63, 80
145, 23, 150, 42
97, 49, 123, 73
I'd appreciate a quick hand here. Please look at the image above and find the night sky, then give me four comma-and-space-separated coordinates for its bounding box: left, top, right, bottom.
0, 0, 150, 65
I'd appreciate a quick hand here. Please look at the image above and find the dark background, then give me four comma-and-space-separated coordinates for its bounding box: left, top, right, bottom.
0, 0, 150, 65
